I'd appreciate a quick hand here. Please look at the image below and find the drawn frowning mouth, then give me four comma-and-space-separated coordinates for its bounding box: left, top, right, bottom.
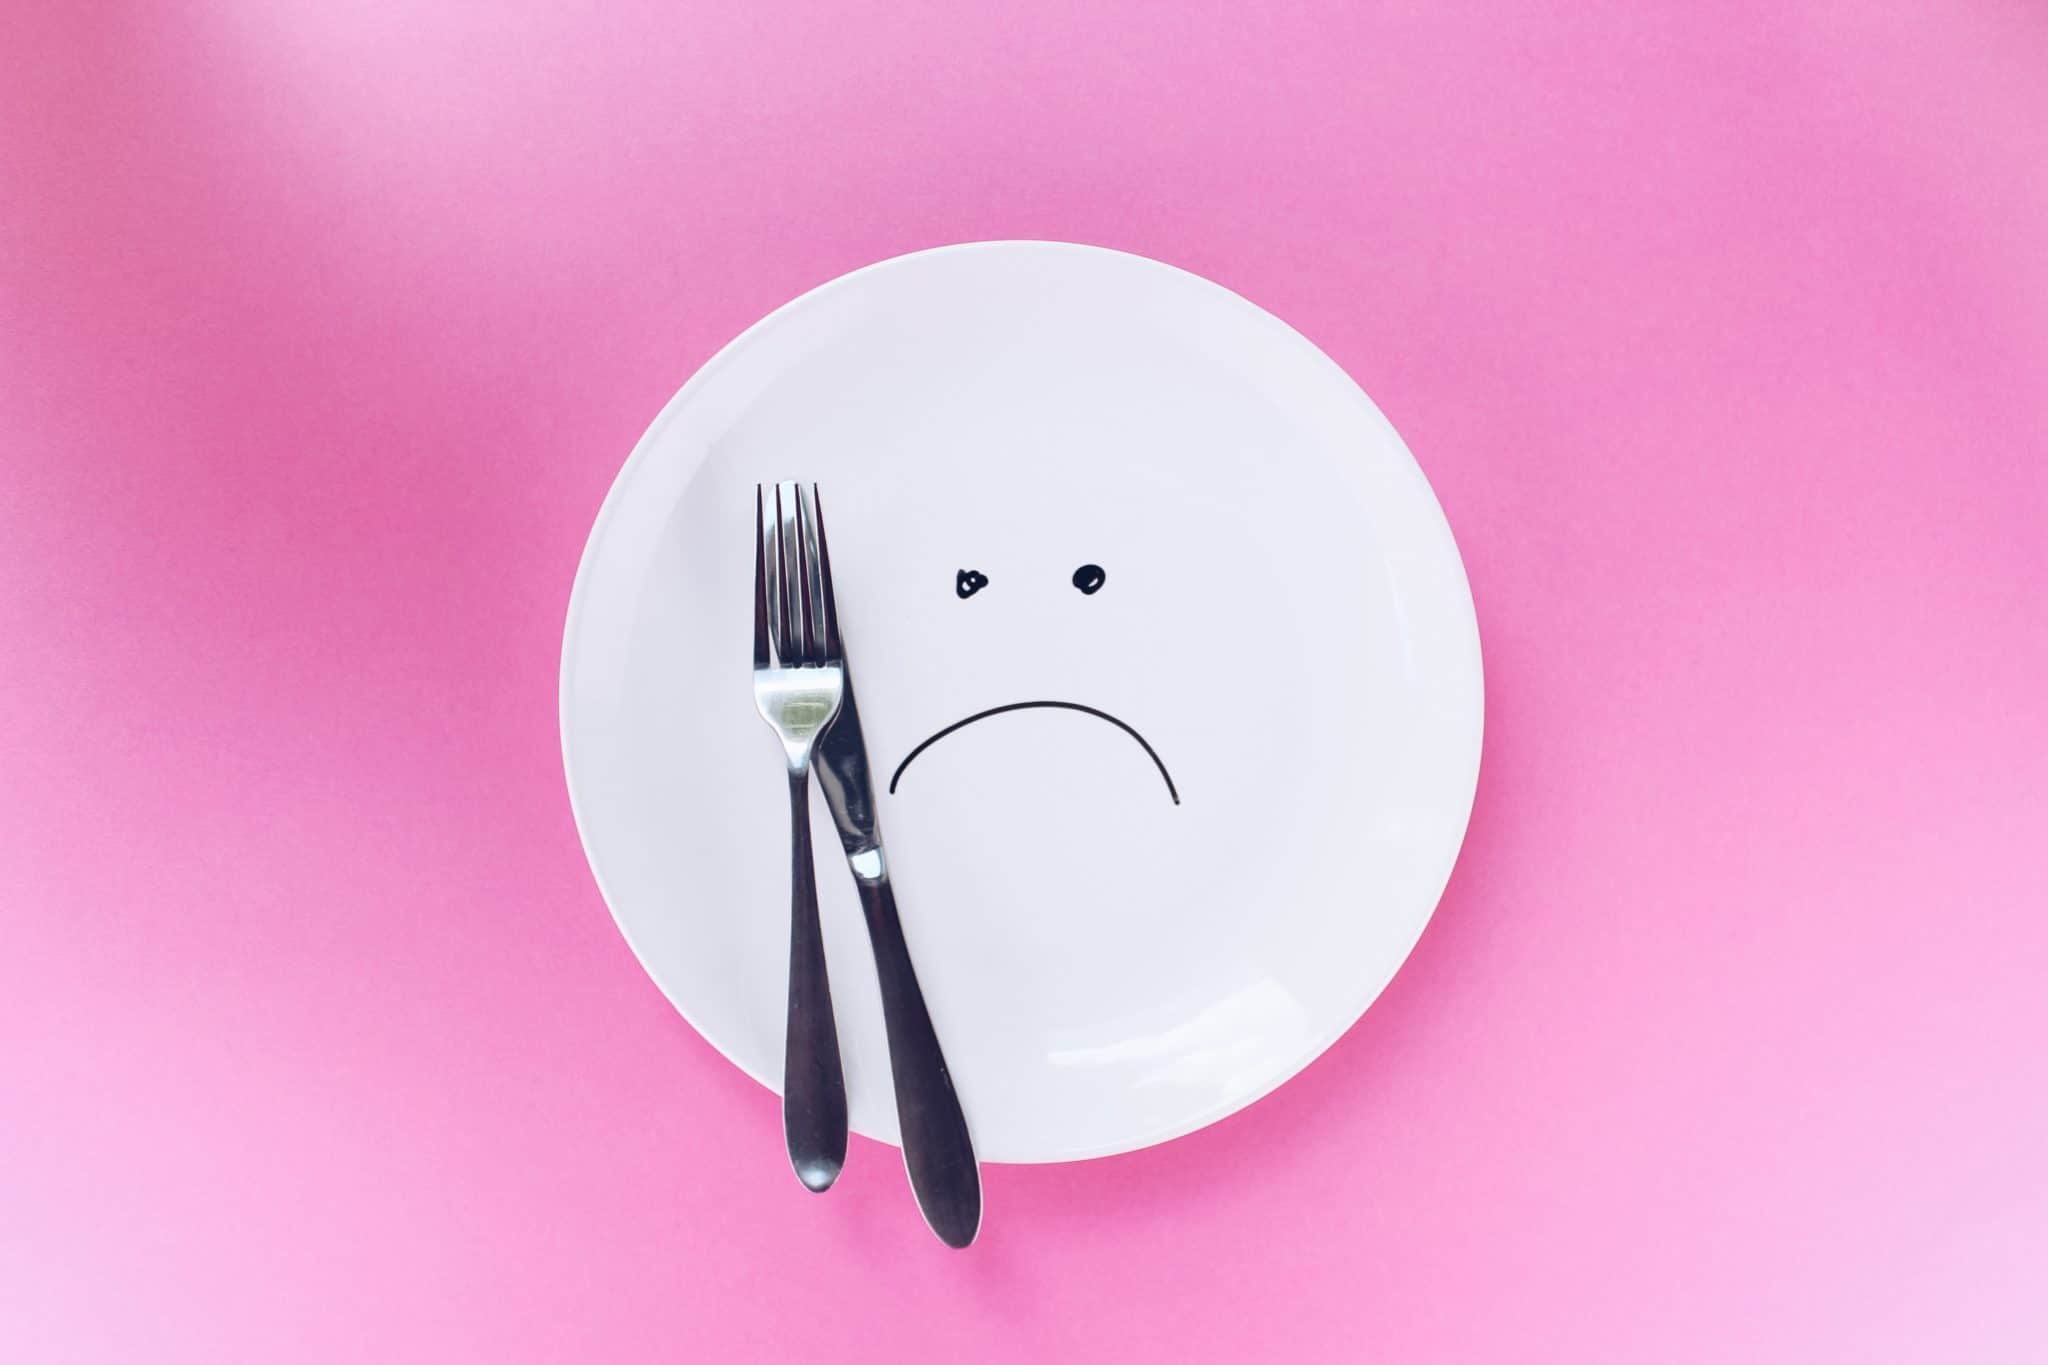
887, 700, 1180, 804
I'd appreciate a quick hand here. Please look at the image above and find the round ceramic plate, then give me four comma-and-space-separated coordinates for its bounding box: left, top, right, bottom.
561, 242, 1481, 1163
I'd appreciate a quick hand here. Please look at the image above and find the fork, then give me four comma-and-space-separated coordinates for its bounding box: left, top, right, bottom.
753, 482, 848, 1193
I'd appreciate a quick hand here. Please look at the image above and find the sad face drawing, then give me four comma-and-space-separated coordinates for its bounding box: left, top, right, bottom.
887, 559, 1180, 805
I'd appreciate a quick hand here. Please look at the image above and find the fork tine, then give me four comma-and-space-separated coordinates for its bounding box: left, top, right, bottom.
757, 485, 778, 667
772, 483, 793, 662
753, 486, 772, 668
809, 485, 840, 661
797, 485, 830, 666
777, 480, 810, 663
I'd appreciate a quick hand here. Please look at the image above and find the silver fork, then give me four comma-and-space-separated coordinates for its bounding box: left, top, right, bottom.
753, 482, 848, 1193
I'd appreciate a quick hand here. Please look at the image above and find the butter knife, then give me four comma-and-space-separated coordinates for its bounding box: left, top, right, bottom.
810, 530, 981, 1248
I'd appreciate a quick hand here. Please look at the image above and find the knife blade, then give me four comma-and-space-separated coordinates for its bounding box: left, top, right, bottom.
815, 671, 983, 1248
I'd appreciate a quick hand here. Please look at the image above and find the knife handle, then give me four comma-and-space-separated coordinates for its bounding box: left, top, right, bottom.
783, 767, 847, 1193
856, 875, 981, 1248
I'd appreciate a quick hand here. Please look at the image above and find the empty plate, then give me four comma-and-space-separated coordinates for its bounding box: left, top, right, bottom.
560, 241, 1482, 1162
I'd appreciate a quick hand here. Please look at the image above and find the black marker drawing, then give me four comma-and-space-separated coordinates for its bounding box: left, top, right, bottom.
889, 701, 1179, 804
956, 569, 989, 599
1071, 564, 1105, 594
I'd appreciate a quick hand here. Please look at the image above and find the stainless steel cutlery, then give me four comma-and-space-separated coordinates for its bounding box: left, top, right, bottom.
752, 482, 981, 1247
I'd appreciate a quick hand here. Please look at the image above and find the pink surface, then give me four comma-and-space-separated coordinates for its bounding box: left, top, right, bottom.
5, 3, 2046, 1361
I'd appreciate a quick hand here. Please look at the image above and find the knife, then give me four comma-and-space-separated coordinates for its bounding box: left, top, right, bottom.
814, 669, 983, 1249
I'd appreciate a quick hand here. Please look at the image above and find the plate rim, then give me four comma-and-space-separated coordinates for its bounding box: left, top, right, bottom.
559, 239, 1485, 1163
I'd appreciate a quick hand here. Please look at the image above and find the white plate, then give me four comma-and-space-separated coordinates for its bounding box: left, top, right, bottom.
561, 242, 1482, 1163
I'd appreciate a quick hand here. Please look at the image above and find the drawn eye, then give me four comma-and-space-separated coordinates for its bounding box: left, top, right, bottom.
956, 569, 989, 599
1071, 563, 1106, 595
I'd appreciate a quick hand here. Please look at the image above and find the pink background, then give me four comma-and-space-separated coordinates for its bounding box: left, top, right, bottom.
6, 3, 2046, 1361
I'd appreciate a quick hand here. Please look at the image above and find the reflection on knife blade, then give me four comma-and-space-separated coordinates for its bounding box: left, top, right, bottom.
814, 669, 885, 870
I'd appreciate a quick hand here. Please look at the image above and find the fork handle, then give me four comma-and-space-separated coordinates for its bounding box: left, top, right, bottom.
856, 875, 981, 1248
783, 768, 847, 1193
